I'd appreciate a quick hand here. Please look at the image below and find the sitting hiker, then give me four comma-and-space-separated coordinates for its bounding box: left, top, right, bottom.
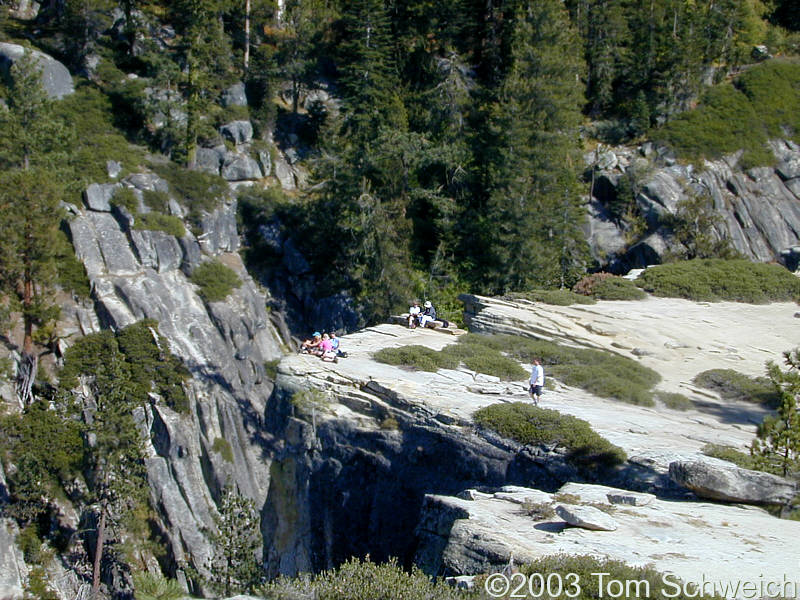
300, 331, 322, 354
408, 300, 421, 328
330, 331, 347, 358
319, 333, 337, 362
419, 301, 437, 328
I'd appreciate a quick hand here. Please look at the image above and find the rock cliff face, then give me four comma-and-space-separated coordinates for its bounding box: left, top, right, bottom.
587, 141, 800, 271
63, 172, 286, 591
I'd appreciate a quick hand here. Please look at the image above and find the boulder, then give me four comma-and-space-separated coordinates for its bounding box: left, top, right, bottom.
130, 229, 183, 273
606, 491, 655, 506
669, 460, 796, 505
107, 160, 122, 179
221, 152, 262, 181
194, 147, 223, 175
777, 157, 800, 181
9, 0, 40, 20
273, 152, 297, 190
0, 43, 74, 99
125, 172, 170, 194
83, 183, 119, 212
222, 81, 248, 107
555, 504, 618, 531
258, 149, 272, 177
220, 120, 253, 145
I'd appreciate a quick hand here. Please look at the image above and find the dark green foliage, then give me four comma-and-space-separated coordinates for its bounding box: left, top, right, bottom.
52, 85, 146, 187
0, 401, 84, 521
655, 59, 800, 166
482, 0, 589, 293
190, 260, 242, 302
701, 443, 757, 470
133, 573, 185, 600
693, 368, 779, 406
202, 486, 262, 596
656, 391, 694, 411
142, 189, 171, 213
752, 348, 800, 476
474, 402, 627, 470
151, 162, 228, 225
471, 334, 660, 405
212, 437, 234, 463
25, 566, 60, 600
261, 556, 465, 600
112, 186, 140, 213
504, 289, 597, 306
135, 212, 186, 238
60, 320, 190, 413
55, 229, 91, 299
636, 259, 800, 303
590, 277, 646, 300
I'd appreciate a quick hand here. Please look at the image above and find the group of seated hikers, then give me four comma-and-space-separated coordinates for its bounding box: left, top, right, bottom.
299, 331, 347, 362
407, 300, 445, 329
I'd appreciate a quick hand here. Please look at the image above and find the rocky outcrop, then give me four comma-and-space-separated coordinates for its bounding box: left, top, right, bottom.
415, 482, 800, 584
669, 460, 796, 505
0, 43, 74, 99
64, 172, 286, 586
586, 141, 800, 271
0, 464, 27, 600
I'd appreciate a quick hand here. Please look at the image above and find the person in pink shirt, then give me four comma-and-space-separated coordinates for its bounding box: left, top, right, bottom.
318, 333, 338, 362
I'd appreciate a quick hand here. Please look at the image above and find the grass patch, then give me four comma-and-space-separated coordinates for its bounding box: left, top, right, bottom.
655, 391, 693, 411
636, 259, 800, 303
134, 212, 186, 238
654, 58, 800, 167
474, 402, 627, 470
151, 162, 228, 227
190, 260, 242, 302
504, 289, 597, 306
52, 84, 146, 187
470, 334, 660, 405
692, 369, 779, 406
211, 437, 234, 463
701, 443, 757, 470
373, 345, 460, 372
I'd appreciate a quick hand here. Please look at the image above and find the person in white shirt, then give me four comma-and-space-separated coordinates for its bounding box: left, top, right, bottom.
408, 300, 421, 328
529, 358, 544, 405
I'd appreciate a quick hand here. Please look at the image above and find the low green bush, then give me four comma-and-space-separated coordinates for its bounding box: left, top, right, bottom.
134, 212, 186, 238
701, 443, 757, 470
502, 554, 721, 600
190, 260, 242, 302
55, 229, 91, 299
111, 186, 139, 213
474, 402, 627, 470
692, 369, 779, 406
655, 391, 693, 411
261, 556, 465, 600
465, 334, 660, 405
636, 259, 800, 303
142, 189, 170, 213
152, 162, 228, 227
132, 573, 185, 600
590, 276, 647, 300
504, 289, 597, 306
373, 345, 459, 372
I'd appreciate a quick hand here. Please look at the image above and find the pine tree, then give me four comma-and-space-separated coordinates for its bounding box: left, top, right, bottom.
171, 0, 235, 165
752, 349, 800, 477
0, 53, 68, 407
482, 0, 589, 293
204, 486, 262, 596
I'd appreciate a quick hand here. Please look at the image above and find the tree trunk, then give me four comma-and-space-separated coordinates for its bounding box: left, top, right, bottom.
92, 505, 108, 598
244, 0, 251, 71
16, 270, 36, 408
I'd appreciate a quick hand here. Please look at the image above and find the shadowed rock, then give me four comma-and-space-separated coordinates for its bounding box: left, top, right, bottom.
669, 460, 796, 505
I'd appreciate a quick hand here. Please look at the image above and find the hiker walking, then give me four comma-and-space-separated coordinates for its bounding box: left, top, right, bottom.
529, 358, 544, 406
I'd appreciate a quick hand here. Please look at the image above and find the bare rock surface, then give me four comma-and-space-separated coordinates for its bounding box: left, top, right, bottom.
555, 503, 618, 531
416, 482, 800, 586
